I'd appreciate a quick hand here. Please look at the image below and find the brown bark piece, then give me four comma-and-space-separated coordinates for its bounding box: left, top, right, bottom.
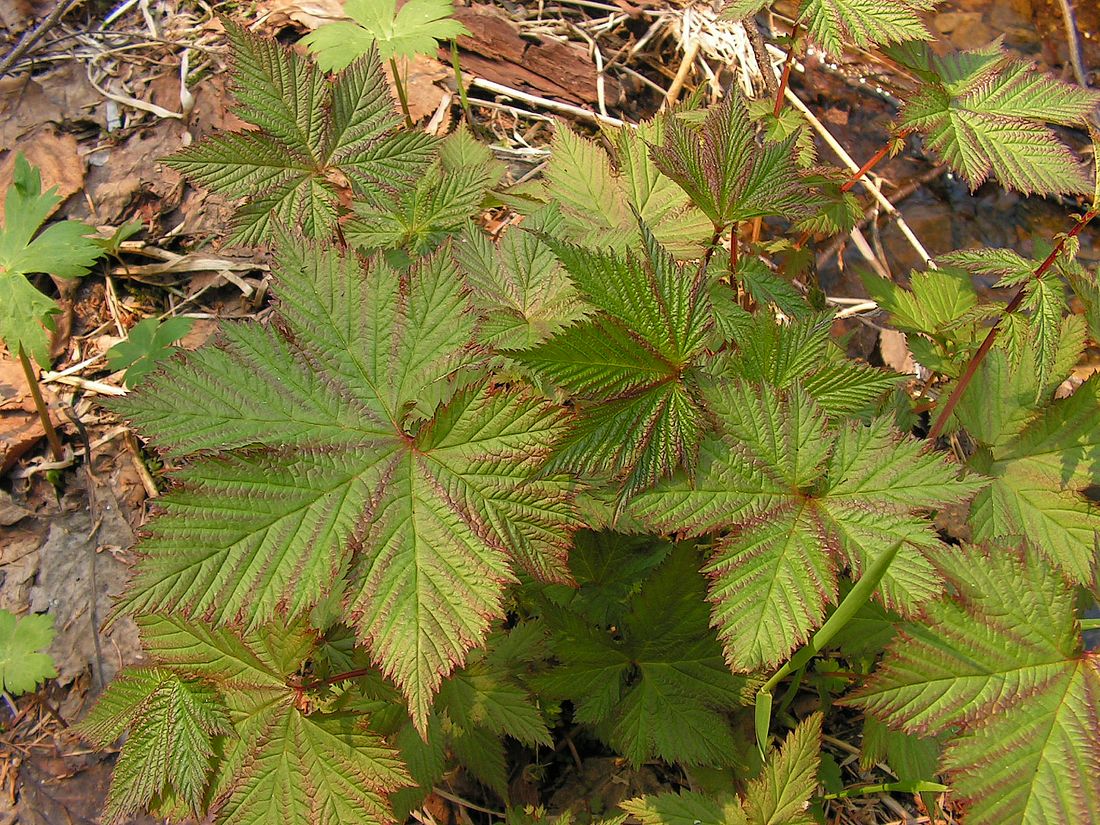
449, 4, 622, 106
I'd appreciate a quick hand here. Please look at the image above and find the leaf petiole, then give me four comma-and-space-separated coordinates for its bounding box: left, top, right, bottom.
390, 56, 415, 128
754, 539, 904, 755
18, 346, 64, 461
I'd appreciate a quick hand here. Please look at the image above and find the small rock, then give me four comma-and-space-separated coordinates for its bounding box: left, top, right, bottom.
950, 17, 997, 50
933, 11, 981, 34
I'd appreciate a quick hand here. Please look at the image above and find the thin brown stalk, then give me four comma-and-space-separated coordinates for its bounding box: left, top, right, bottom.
1057, 0, 1090, 88
0, 0, 83, 78
840, 129, 911, 193
772, 24, 800, 117
926, 209, 1098, 443
730, 222, 739, 277
700, 225, 724, 272
746, 20, 778, 98
18, 347, 64, 461
298, 666, 375, 690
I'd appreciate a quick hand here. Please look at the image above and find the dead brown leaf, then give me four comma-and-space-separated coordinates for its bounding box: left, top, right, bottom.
878, 328, 915, 375
0, 0, 52, 30
256, 0, 344, 30
27, 501, 142, 686
389, 54, 451, 123
0, 128, 85, 211
84, 123, 187, 226
0, 350, 56, 476
0, 489, 31, 525
0, 64, 102, 150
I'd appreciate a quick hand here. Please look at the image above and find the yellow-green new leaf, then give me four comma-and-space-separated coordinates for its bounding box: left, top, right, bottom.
897, 44, 1100, 195
0, 609, 56, 696
303, 0, 470, 71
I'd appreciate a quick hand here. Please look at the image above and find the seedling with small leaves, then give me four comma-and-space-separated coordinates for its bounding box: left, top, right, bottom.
0, 609, 57, 697
303, 0, 471, 124
107, 316, 195, 388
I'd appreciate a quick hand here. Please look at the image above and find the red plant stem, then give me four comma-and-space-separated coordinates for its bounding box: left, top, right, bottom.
839, 128, 912, 194
18, 346, 64, 461
926, 209, 1098, 443
730, 222, 739, 276
700, 225, 724, 273
299, 666, 376, 691
772, 24, 800, 118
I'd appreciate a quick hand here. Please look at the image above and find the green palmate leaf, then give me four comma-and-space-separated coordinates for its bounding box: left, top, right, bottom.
797, 0, 934, 55
525, 123, 712, 259
620, 714, 821, 825
539, 544, 750, 767
454, 205, 588, 350
743, 712, 821, 825
1020, 274, 1066, 387
0, 609, 56, 696
216, 708, 408, 825
630, 383, 983, 671
539, 126, 629, 251
650, 90, 810, 230
167, 20, 436, 245
0, 154, 103, 364
721, 0, 769, 21
129, 615, 412, 823
966, 374, 1100, 586
346, 127, 500, 255
790, 179, 862, 236
746, 102, 818, 169
449, 724, 508, 795
75, 668, 231, 823
723, 312, 901, 417
939, 245, 1071, 386
438, 662, 551, 750
862, 267, 977, 338
303, 0, 471, 70
894, 43, 1100, 195
736, 259, 811, 320
543, 530, 672, 626
113, 237, 578, 733
861, 266, 981, 375
847, 543, 1100, 825
937, 247, 1035, 288
611, 117, 716, 257
107, 316, 195, 388
860, 716, 941, 788
346, 162, 491, 254
512, 227, 713, 494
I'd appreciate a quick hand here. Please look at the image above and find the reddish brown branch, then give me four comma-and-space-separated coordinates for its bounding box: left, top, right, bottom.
926, 209, 1098, 443
772, 24, 800, 118
840, 129, 912, 193
730, 222, 739, 276
298, 667, 376, 691
700, 225, 724, 273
